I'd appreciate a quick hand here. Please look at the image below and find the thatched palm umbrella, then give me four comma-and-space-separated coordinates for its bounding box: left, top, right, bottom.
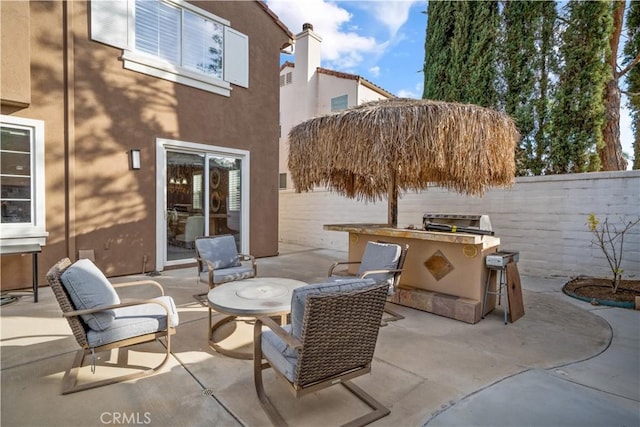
288, 98, 520, 227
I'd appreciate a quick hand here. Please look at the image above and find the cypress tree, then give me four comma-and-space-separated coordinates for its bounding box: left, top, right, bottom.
423, 1, 456, 101
535, 1, 557, 174
447, 1, 472, 102
550, 0, 612, 173
502, 0, 557, 175
424, 0, 499, 107
465, 1, 499, 107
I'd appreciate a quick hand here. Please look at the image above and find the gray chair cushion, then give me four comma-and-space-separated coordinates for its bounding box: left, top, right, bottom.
195, 235, 241, 270
199, 266, 256, 285
261, 325, 297, 382
357, 242, 401, 285
86, 296, 179, 348
60, 259, 121, 331
327, 275, 396, 296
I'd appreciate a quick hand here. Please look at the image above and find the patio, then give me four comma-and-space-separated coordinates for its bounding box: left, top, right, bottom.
1, 243, 638, 427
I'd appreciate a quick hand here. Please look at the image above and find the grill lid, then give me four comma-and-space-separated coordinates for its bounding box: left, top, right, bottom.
423, 213, 493, 236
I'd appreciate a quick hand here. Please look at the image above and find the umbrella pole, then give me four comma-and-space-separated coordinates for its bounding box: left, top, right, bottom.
388, 167, 398, 227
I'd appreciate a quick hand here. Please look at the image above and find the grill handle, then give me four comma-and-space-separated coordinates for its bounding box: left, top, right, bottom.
423, 222, 495, 236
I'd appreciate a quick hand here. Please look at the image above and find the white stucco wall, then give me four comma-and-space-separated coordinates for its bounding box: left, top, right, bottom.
357, 83, 389, 104
279, 170, 640, 279
316, 74, 358, 112
279, 68, 392, 190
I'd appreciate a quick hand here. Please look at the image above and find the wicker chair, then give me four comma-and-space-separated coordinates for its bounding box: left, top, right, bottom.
254, 279, 390, 427
328, 241, 409, 325
46, 258, 178, 394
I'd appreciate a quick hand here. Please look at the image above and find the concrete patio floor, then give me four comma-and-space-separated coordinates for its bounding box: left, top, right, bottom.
1, 243, 638, 427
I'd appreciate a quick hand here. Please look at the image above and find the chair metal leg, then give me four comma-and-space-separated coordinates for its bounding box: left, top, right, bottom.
380, 302, 404, 326
193, 292, 208, 307
254, 344, 389, 426
62, 332, 173, 395
253, 326, 287, 426
341, 380, 391, 427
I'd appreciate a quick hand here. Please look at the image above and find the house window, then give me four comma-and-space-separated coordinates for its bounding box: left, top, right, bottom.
91, 0, 248, 96
0, 115, 47, 245
280, 72, 292, 87
135, 0, 181, 64
331, 94, 348, 112
279, 173, 287, 189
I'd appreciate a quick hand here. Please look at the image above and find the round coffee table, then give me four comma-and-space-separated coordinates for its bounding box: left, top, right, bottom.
207, 277, 307, 359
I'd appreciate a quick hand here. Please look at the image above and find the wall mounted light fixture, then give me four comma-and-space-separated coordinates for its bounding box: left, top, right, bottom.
130, 149, 141, 170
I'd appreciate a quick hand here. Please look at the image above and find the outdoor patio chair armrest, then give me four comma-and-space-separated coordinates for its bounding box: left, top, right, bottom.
238, 253, 257, 272
196, 258, 215, 271
63, 298, 171, 320
199, 259, 223, 288
194, 258, 215, 287
255, 316, 302, 349
328, 260, 361, 276
112, 280, 165, 296
360, 268, 403, 279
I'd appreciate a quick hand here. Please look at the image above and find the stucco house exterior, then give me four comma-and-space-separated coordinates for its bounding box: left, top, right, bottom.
278, 23, 394, 191
1, 0, 292, 291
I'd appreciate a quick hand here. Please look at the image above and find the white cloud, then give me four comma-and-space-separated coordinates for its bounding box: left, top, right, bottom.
365, 1, 421, 37
368, 66, 381, 77
266, 0, 386, 71
397, 81, 423, 99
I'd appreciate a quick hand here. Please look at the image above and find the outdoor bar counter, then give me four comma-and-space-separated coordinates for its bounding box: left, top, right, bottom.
324, 223, 500, 323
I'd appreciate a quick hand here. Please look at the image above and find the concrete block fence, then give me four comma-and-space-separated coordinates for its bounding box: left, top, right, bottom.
279, 170, 640, 279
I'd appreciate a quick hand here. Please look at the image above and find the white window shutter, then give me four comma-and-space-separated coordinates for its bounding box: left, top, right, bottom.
90, 0, 130, 49
224, 27, 249, 88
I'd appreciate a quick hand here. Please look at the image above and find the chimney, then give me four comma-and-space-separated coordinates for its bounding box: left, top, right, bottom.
293, 23, 322, 120
294, 23, 322, 85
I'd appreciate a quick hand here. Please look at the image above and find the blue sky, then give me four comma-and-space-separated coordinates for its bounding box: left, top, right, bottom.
267, 0, 426, 98
265, 0, 634, 163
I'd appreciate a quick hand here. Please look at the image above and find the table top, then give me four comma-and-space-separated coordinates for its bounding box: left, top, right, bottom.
207, 277, 307, 317
324, 223, 500, 246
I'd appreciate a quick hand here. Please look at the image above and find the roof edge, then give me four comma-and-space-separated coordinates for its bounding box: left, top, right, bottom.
255, 1, 294, 50
317, 67, 395, 98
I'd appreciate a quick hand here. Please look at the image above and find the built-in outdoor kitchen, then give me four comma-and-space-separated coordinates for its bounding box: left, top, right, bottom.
325, 214, 523, 324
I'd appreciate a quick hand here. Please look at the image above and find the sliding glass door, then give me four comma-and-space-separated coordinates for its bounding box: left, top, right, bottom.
166, 151, 205, 261
157, 139, 249, 269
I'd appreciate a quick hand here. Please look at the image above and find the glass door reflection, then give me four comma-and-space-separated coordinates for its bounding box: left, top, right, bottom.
166, 151, 204, 261
208, 156, 242, 249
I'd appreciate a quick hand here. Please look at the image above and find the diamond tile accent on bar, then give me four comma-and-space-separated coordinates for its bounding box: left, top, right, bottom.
424, 250, 454, 281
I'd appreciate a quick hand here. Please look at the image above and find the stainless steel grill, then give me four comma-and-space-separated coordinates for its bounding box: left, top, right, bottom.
422, 213, 494, 236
